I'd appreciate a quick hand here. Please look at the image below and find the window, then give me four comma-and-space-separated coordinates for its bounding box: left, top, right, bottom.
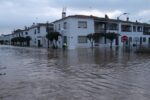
143, 37, 146, 42
78, 21, 87, 28
35, 38, 36, 43
37, 27, 40, 33
78, 36, 87, 43
64, 22, 67, 29
25, 32, 28, 35
133, 26, 136, 32
34, 29, 36, 34
137, 26, 142, 32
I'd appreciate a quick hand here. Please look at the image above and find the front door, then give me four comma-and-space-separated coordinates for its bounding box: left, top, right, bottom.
38, 40, 41, 47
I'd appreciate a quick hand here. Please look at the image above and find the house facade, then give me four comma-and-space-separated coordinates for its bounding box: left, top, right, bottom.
11, 23, 53, 47
1, 14, 150, 49
53, 15, 150, 49
54, 15, 94, 49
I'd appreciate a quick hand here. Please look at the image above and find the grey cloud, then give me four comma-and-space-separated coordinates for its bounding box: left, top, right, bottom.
0, 0, 150, 34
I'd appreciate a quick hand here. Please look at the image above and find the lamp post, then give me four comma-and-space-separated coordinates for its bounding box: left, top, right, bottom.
117, 13, 128, 46
117, 13, 128, 20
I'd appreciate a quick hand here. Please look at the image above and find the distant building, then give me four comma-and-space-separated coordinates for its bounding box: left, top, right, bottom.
11, 23, 53, 47
0, 34, 12, 45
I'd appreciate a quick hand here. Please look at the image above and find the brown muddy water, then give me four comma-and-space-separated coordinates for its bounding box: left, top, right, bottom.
0, 45, 150, 100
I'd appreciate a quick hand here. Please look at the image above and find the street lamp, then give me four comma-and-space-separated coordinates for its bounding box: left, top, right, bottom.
117, 13, 128, 20
117, 13, 128, 46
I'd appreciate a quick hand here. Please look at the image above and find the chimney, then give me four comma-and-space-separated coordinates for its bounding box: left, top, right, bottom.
117, 17, 119, 20
105, 14, 109, 19
62, 8, 66, 18
136, 20, 138, 23
25, 26, 27, 30
33, 22, 35, 26
126, 17, 129, 21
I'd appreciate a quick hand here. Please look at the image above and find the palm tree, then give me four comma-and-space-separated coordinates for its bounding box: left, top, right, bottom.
46, 32, 61, 49
105, 32, 119, 48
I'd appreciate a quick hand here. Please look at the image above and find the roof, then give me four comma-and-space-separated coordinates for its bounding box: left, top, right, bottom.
53, 15, 95, 23
28, 23, 53, 30
53, 14, 150, 26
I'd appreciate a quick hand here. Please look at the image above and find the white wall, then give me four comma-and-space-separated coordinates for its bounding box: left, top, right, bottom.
54, 17, 95, 49
26, 25, 48, 47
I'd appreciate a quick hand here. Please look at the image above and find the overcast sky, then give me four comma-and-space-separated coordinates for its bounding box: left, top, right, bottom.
0, 0, 150, 35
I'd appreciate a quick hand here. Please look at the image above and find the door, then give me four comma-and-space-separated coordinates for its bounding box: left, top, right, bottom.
140, 37, 142, 45
63, 36, 67, 48
38, 40, 41, 47
115, 37, 119, 46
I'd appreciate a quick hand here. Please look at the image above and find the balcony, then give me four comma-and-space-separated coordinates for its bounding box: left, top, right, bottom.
94, 22, 106, 33
143, 27, 150, 35
107, 23, 118, 30
95, 28, 106, 33
121, 25, 132, 32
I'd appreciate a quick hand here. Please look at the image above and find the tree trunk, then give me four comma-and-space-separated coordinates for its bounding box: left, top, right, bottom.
91, 40, 94, 48
48, 40, 49, 48
110, 41, 113, 48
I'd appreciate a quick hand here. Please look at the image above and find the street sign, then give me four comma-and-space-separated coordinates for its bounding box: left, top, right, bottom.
121, 36, 128, 42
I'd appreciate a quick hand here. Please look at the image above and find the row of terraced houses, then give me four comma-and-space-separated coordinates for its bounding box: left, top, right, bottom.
1, 12, 150, 49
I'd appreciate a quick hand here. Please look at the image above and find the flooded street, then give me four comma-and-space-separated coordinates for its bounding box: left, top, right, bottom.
0, 45, 150, 100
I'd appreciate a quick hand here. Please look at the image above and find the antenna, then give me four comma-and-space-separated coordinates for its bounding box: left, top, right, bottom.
62, 7, 67, 18
63, 7, 67, 12
89, 6, 92, 16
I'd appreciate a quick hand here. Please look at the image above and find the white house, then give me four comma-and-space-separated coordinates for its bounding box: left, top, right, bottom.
27, 23, 53, 47
53, 14, 150, 49
53, 15, 95, 49
11, 23, 53, 47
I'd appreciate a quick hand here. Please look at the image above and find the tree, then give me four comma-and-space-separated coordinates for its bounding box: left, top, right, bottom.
11, 37, 17, 45
87, 34, 94, 47
46, 32, 61, 49
18, 37, 26, 46
87, 33, 105, 47
0, 40, 4, 44
25, 36, 31, 47
93, 33, 105, 42
11, 37, 27, 46
105, 32, 119, 48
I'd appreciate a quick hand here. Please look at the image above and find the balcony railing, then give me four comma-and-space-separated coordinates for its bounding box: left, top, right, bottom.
143, 32, 150, 35
95, 29, 106, 33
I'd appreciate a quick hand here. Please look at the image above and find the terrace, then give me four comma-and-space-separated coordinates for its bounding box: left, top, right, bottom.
121, 24, 132, 32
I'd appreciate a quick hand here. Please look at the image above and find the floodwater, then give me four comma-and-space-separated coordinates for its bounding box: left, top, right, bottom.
0, 45, 150, 100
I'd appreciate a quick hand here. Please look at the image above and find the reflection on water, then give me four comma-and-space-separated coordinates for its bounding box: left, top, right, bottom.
0, 45, 150, 100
